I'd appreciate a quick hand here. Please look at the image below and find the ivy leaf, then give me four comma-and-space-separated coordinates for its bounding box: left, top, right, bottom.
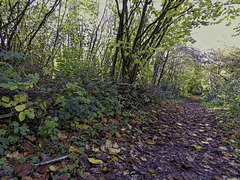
19, 112, 26, 121
19, 126, 29, 136
2, 96, 10, 102
45, 120, 57, 128
24, 108, 35, 119
15, 104, 27, 112
8, 82, 18, 90
0, 83, 9, 89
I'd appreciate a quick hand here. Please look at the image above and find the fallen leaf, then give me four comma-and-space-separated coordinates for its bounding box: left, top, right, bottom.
82, 172, 97, 180
95, 153, 107, 161
112, 142, 119, 149
100, 144, 107, 152
88, 158, 104, 165
6, 151, 24, 160
25, 135, 36, 142
219, 167, 229, 171
55, 175, 68, 180
105, 173, 116, 180
22, 142, 34, 152
145, 140, 156, 145
22, 177, 33, 180
201, 141, 209, 145
186, 155, 194, 162
123, 170, 129, 175
219, 146, 228, 151
57, 131, 67, 139
101, 167, 108, 172
109, 156, 118, 163
127, 124, 132, 130
105, 139, 112, 150
115, 132, 121, 138
199, 129, 204, 132
191, 145, 203, 150
92, 145, 100, 152
49, 165, 58, 171
14, 161, 32, 177
140, 156, 148, 161
147, 168, 158, 174
108, 147, 121, 154
36, 165, 48, 173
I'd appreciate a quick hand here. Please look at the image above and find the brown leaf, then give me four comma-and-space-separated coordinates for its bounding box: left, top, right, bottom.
105, 173, 116, 180
57, 131, 68, 139
6, 151, 24, 160
186, 155, 195, 162
147, 168, 158, 174
14, 161, 32, 177
95, 152, 108, 161
22, 177, 33, 180
36, 165, 48, 173
79, 156, 91, 170
82, 172, 97, 180
22, 142, 34, 152
55, 175, 68, 180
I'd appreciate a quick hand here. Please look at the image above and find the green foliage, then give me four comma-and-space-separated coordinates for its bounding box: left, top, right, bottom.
201, 47, 240, 114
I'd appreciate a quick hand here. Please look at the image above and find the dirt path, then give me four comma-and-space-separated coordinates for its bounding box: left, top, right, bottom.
110, 98, 240, 180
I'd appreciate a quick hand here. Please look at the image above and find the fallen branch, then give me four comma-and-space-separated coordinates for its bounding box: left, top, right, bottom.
0, 111, 16, 119
34, 155, 69, 166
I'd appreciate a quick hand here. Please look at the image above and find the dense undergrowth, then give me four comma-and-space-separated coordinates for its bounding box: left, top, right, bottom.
0, 51, 155, 177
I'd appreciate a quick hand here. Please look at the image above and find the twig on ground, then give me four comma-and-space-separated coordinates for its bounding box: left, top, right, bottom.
34, 155, 69, 166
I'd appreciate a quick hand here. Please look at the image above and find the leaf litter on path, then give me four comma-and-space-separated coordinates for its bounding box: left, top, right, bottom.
1, 97, 239, 179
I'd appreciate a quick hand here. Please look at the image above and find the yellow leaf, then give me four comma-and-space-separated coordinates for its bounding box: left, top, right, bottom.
105, 139, 112, 150
109, 147, 121, 154
112, 142, 119, 149
123, 170, 129, 175
145, 140, 156, 145
140, 156, 148, 161
92, 145, 100, 152
199, 129, 204, 132
101, 167, 108, 172
6, 151, 23, 160
109, 156, 118, 163
15, 104, 27, 112
49, 165, 58, 171
25, 135, 36, 142
88, 158, 103, 165
115, 132, 121, 138
102, 118, 108, 123
191, 145, 203, 150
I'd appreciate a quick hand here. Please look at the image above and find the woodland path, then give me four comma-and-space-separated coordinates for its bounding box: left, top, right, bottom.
84, 97, 240, 180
